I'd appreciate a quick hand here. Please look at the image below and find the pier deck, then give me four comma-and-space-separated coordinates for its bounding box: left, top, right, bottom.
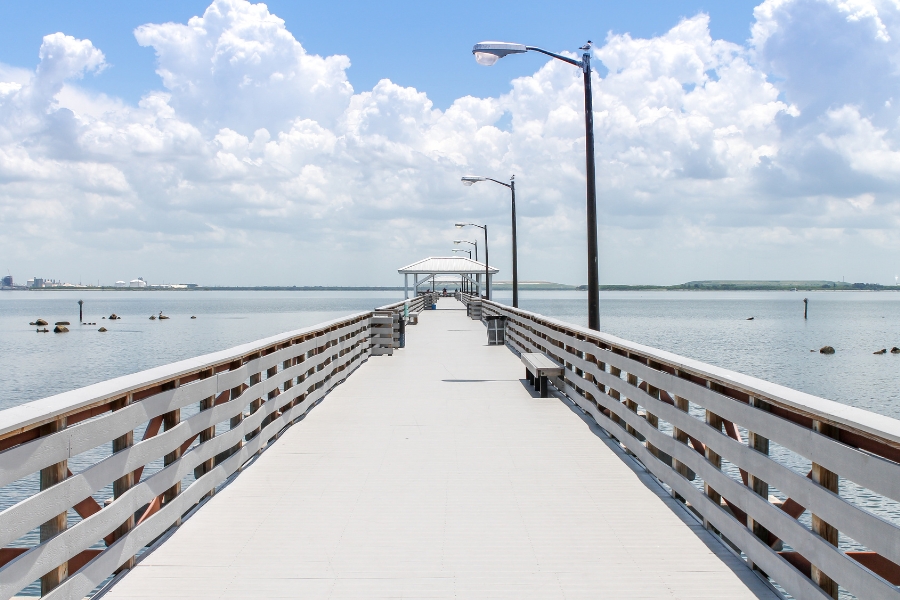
103, 299, 776, 599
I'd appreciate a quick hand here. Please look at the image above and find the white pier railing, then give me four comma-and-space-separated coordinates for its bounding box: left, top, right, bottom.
0, 297, 422, 599
467, 294, 900, 600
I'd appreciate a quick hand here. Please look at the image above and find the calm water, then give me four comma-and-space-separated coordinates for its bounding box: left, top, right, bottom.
3, 289, 899, 598
0, 290, 402, 411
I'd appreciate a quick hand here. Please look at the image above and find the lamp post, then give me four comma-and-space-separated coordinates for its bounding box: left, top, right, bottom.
456, 224, 490, 299
454, 239, 479, 296
452, 248, 473, 293
472, 40, 599, 330
462, 174, 518, 308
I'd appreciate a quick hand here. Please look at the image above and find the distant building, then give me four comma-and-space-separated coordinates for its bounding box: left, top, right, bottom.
1, 275, 12, 287
129, 278, 147, 288
28, 277, 45, 288
114, 281, 127, 288
185, 283, 199, 289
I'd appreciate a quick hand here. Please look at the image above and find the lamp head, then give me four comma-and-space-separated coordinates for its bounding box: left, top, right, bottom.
455, 223, 466, 228
473, 42, 527, 66
461, 176, 486, 186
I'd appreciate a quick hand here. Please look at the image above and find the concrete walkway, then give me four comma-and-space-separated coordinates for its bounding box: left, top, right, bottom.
103, 298, 779, 599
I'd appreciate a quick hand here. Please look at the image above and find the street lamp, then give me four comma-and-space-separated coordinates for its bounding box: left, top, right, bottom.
454, 240, 479, 296
462, 174, 518, 308
453, 239, 478, 261
472, 40, 600, 330
456, 223, 490, 299
452, 248, 472, 292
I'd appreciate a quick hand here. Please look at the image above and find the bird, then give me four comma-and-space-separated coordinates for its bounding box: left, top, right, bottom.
580, 41, 592, 50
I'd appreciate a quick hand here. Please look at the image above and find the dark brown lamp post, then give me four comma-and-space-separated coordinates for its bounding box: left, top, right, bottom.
472, 40, 599, 330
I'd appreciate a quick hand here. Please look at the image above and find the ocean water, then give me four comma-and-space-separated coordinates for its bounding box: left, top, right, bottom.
0, 290, 402, 411
2, 289, 899, 598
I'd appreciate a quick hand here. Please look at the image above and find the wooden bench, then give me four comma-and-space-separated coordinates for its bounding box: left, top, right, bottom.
521, 352, 565, 398
407, 310, 421, 325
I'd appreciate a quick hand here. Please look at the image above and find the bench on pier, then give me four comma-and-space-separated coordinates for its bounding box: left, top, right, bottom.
521, 352, 564, 398
407, 310, 421, 325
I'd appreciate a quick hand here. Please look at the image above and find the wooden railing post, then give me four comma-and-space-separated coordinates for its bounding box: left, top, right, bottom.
704, 383, 724, 531
747, 397, 770, 571
608, 365, 623, 431
162, 379, 182, 527
625, 368, 639, 440
111, 394, 135, 572
247, 367, 262, 442
671, 370, 691, 486
645, 360, 661, 459
196, 369, 215, 498
228, 359, 244, 458
811, 420, 840, 599
39, 416, 67, 595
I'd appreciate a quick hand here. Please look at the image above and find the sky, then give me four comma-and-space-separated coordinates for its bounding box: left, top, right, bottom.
0, 0, 899, 286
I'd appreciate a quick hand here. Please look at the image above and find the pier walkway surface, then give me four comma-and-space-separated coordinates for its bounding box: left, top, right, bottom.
103, 299, 777, 599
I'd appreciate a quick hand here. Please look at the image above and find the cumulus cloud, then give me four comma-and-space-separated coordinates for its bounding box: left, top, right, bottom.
2, 0, 900, 286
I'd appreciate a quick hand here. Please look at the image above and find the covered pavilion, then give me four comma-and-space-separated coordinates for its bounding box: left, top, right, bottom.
398, 256, 498, 299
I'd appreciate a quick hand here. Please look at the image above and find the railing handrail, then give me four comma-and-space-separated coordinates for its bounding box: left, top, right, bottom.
469, 293, 900, 599
476, 296, 900, 450
0, 311, 375, 441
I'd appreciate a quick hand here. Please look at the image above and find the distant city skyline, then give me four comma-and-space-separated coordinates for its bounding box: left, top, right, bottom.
1, 0, 900, 286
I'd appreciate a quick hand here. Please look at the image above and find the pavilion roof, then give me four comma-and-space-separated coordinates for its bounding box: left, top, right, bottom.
398, 256, 498, 275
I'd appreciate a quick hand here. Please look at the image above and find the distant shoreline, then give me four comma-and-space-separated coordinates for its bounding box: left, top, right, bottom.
3, 280, 899, 292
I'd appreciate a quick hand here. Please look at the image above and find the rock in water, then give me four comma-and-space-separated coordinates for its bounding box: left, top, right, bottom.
35, 319, 48, 326
874, 348, 887, 355
149, 315, 156, 320
892, 347, 900, 354
29, 322, 35, 325
55, 321, 70, 326
746, 317, 754, 320
190, 316, 196, 319
98, 327, 107, 332
819, 346, 835, 355
109, 314, 119, 320
54, 325, 69, 333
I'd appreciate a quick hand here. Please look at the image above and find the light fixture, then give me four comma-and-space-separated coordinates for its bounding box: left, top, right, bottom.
472, 42, 527, 66
461, 176, 486, 186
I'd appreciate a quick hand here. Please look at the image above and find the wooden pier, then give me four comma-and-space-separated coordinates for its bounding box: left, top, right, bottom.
100, 300, 775, 599
2, 293, 900, 599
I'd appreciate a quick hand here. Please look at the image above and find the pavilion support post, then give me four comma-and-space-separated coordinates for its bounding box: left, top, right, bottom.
404, 274, 409, 299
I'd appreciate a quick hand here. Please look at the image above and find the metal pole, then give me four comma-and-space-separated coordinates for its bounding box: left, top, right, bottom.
583, 51, 600, 331
510, 177, 518, 308
484, 225, 490, 300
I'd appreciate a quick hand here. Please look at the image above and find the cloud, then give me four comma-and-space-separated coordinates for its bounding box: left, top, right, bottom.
2, 0, 900, 286
133, 0, 352, 135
